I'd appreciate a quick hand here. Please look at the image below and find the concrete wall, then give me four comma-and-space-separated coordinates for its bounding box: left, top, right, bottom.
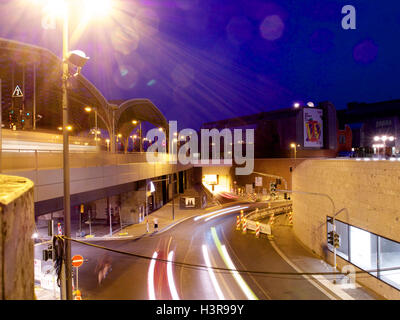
234, 159, 298, 191
4, 153, 192, 204
0, 175, 35, 300
293, 159, 400, 299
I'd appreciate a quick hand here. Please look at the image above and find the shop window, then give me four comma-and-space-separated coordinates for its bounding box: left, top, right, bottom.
349, 226, 378, 275
379, 237, 400, 290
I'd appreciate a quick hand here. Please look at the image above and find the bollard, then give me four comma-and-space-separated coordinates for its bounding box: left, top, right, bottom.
242, 219, 247, 234
240, 210, 244, 225
236, 216, 241, 230
255, 222, 260, 238
288, 211, 293, 226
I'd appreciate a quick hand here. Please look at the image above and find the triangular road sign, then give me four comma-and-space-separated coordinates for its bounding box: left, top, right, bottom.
12, 85, 23, 98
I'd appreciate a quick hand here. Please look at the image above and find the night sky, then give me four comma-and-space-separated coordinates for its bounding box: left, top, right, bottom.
1, 0, 400, 130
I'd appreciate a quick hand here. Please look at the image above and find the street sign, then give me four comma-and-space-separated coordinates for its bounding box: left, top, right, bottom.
12, 85, 23, 98
72, 255, 84, 268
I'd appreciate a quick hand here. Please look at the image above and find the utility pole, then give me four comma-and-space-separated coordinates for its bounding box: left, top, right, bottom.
62, 7, 72, 300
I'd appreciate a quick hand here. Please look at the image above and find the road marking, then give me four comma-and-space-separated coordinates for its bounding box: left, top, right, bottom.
269, 240, 340, 300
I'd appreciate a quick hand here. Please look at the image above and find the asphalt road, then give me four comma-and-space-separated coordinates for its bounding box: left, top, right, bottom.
35, 202, 333, 300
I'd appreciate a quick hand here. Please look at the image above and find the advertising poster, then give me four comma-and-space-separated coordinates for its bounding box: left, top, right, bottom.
303, 108, 323, 148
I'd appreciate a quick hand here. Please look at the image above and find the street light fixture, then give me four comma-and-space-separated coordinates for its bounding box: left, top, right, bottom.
373, 135, 395, 159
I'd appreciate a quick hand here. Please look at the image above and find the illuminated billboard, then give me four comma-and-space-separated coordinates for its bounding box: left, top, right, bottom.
303, 108, 323, 148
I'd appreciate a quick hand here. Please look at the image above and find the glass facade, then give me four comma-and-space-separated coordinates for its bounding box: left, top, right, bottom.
327, 218, 400, 291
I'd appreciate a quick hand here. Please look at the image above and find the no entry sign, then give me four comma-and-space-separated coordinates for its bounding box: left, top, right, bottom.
72, 255, 84, 268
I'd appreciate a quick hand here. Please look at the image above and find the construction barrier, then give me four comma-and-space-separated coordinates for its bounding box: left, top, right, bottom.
245, 219, 271, 235
268, 213, 275, 226
236, 216, 241, 230
242, 219, 247, 234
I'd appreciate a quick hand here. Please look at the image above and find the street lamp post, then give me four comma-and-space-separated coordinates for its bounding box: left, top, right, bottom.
85, 106, 98, 147
290, 143, 297, 160
61, 6, 72, 301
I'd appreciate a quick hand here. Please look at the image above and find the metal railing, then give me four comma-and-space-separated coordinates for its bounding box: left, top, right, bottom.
245, 201, 292, 221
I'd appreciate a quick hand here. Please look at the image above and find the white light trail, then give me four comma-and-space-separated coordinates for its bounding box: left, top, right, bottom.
148, 251, 158, 300
167, 251, 180, 300
202, 245, 225, 300
193, 205, 242, 221
220, 245, 257, 300
204, 206, 248, 222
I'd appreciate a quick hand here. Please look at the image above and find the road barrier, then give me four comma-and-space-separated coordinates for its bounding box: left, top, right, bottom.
236, 216, 241, 230
288, 211, 293, 226
255, 222, 260, 238
268, 213, 275, 226
242, 219, 247, 234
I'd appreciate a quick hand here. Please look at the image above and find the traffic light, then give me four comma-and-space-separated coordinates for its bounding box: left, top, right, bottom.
327, 231, 334, 245
334, 233, 341, 248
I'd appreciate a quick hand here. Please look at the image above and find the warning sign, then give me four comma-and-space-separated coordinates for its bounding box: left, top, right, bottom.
12, 85, 23, 98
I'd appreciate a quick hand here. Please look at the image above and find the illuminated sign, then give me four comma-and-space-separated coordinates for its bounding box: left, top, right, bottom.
303, 108, 323, 148
203, 175, 218, 185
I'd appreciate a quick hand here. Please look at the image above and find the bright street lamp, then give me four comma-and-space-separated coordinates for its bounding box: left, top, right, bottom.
132, 119, 143, 152
373, 135, 395, 159
290, 143, 299, 160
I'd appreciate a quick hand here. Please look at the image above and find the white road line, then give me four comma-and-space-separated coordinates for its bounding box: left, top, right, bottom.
269, 240, 345, 300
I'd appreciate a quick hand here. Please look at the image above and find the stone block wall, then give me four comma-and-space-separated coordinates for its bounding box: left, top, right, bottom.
293, 159, 400, 299
0, 175, 35, 300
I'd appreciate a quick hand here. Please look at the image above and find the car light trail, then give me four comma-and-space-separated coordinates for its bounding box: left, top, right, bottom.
167, 251, 180, 300
202, 245, 225, 300
148, 251, 158, 300
193, 205, 242, 221
211, 227, 258, 300
204, 206, 248, 222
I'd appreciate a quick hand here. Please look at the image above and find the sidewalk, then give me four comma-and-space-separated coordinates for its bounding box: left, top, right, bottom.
268, 214, 384, 300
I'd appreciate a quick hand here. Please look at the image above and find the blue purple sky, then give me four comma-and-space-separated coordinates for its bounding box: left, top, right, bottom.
1, 0, 400, 129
